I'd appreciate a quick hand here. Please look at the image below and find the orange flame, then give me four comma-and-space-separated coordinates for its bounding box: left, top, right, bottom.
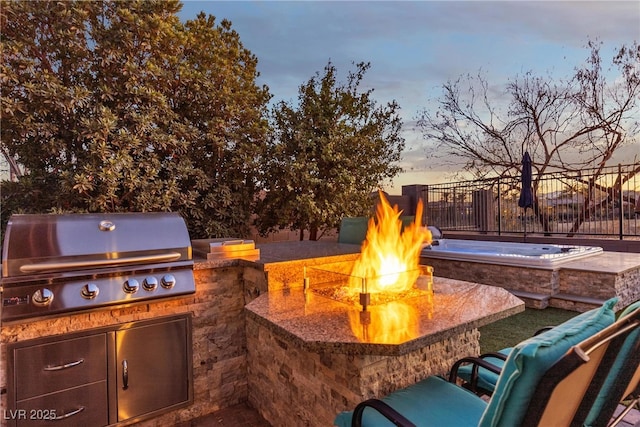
349, 191, 432, 293
348, 301, 419, 343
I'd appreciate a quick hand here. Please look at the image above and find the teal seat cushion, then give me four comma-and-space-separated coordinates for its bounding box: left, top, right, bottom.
456, 348, 512, 393
584, 299, 640, 426
334, 376, 487, 427
478, 297, 618, 427
338, 217, 369, 245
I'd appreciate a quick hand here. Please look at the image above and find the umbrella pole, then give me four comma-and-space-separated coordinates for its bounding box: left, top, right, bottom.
523, 207, 527, 243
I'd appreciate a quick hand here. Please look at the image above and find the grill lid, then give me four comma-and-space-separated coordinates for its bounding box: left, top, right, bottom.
2, 212, 193, 278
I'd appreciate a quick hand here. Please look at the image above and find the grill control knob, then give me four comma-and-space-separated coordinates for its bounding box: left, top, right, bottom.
81, 283, 99, 300
142, 276, 158, 291
32, 288, 54, 307
161, 274, 176, 289
123, 279, 139, 294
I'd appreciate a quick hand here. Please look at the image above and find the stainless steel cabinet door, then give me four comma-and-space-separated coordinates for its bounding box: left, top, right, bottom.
114, 316, 191, 422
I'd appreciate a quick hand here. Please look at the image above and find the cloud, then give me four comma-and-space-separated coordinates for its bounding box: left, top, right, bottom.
190, 1, 634, 105
179, 0, 639, 189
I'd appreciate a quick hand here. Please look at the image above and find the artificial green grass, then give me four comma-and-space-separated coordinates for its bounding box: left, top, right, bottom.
479, 307, 578, 353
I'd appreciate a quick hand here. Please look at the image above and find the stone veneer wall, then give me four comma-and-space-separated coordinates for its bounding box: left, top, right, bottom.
553, 267, 640, 311
613, 267, 640, 306
557, 269, 618, 300
422, 258, 558, 295
423, 256, 640, 312
246, 316, 480, 427
0, 262, 263, 427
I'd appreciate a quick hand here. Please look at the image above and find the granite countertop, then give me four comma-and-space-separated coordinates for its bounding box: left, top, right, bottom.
558, 251, 640, 274
194, 240, 362, 270
254, 240, 362, 264
245, 276, 524, 356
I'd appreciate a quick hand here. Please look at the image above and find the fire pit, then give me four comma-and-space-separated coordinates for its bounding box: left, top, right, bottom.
305, 262, 434, 343
305, 263, 433, 308
244, 194, 525, 426
306, 191, 433, 306
245, 274, 524, 426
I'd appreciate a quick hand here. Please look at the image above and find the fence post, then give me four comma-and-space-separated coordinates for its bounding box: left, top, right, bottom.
497, 179, 502, 236
424, 185, 429, 228
618, 164, 624, 240
453, 188, 457, 229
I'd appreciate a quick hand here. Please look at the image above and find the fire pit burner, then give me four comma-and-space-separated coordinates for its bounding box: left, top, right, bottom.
304, 262, 433, 309
312, 286, 430, 306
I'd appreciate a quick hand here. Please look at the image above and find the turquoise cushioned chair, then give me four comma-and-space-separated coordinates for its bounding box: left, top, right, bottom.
338, 216, 417, 245
583, 300, 640, 426
338, 217, 369, 245
334, 297, 618, 427
449, 348, 512, 395
452, 301, 640, 405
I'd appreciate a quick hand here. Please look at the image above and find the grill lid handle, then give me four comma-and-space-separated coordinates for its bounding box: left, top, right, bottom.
19, 252, 183, 274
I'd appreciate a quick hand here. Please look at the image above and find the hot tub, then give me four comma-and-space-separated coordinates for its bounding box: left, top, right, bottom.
421, 239, 603, 268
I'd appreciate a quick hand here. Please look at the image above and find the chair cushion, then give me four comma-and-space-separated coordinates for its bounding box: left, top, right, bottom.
338, 217, 369, 245
455, 348, 512, 393
478, 297, 618, 427
334, 376, 487, 427
584, 299, 640, 426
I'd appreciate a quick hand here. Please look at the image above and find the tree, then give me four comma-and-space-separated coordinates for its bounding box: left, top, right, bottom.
416, 41, 640, 234
1, 0, 270, 237
255, 61, 404, 240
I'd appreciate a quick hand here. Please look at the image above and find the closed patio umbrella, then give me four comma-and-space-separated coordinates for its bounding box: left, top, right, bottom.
518, 151, 534, 240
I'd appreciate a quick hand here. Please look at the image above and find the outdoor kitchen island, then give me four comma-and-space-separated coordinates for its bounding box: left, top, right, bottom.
245, 241, 524, 427
0, 239, 522, 427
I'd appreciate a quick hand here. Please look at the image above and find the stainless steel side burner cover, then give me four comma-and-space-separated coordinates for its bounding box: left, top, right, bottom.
1, 212, 196, 322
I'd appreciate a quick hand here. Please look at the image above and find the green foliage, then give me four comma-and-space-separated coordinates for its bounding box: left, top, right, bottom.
255, 61, 404, 240
1, 0, 270, 238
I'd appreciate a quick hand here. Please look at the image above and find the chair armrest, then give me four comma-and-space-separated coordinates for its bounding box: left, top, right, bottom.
478, 352, 507, 361
352, 398, 417, 427
449, 356, 503, 394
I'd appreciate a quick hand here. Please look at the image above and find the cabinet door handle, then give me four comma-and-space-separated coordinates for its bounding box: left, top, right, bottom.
122, 359, 129, 389
43, 358, 84, 371
53, 406, 85, 420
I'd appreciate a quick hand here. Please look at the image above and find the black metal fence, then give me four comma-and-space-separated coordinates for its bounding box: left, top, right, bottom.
420, 163, 640, 239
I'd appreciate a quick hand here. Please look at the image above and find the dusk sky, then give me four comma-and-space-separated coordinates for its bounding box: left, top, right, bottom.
179, 1, 640, 193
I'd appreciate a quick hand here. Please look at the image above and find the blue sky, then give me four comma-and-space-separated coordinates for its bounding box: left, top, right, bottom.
179, 1, 640, 193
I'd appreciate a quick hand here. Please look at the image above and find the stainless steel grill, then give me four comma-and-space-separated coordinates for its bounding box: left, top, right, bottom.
1, 212, 196, 322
